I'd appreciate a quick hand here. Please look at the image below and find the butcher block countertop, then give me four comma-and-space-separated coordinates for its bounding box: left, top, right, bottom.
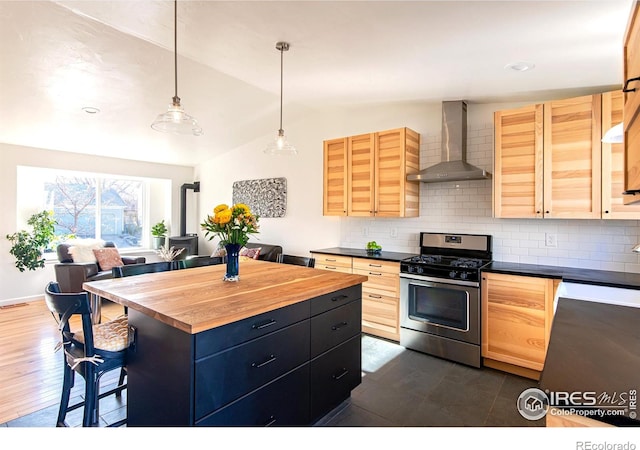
83, 259, 368, 334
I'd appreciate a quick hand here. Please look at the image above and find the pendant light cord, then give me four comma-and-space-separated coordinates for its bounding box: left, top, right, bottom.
279, 44, 284, 132
173, 0, 179, 103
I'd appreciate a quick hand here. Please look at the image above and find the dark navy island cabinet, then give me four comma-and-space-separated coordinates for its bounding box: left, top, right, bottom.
126, 284, 362, 426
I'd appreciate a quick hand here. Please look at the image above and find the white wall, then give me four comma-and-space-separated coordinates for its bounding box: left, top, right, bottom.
0, 143, 195, 304
196, 99, 640, 273
6, 96, 637, 303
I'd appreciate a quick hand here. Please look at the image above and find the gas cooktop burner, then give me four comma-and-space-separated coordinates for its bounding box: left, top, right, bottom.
406, 254, 488, 269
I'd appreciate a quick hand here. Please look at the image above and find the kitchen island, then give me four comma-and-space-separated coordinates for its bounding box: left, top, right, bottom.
83, 259, 367, 426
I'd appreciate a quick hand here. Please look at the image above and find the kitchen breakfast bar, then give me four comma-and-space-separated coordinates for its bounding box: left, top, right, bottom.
83, 259, 367, 426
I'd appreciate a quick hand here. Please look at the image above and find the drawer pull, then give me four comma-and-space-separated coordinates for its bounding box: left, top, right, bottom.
264, 415, 276, 427
325, 258, 337, 262
368, 294, 382, 299
331, 294, 349, 302
252, 354, 277, 368
326, 266, 337, 270
368, 263, 382, 268
369, 272, 382, 276
252, 319, 276, 330
331, 321, 348, 331
623, 76, 640, 93
333, 368, 349, 380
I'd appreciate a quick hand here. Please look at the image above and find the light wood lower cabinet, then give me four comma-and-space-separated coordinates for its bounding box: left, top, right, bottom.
481, 272, 559, 379
313, 253, 352, 273
353, 258, 400, 341
312, 253, 401, 341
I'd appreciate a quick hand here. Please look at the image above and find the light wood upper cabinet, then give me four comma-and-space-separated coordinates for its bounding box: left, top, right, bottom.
323, 138, 348, 216
624, 0, 640, 195
324, 127, 420, 217
494, 93, 640, 219
543, 94, 601, 219
481, 272, 557, 374
603, 91, 640, 217
494, 104, 544, 218
347, 133, 376, 216
375, 128, 421, 217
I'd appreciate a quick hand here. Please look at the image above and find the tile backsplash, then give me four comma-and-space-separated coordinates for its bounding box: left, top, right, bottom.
339, 123, 640, 273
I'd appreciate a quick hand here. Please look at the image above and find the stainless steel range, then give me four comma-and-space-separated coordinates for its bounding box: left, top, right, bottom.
399, 232, 492, 368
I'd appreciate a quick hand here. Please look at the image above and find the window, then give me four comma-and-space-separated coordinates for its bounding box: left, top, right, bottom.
17, 167, 155, 251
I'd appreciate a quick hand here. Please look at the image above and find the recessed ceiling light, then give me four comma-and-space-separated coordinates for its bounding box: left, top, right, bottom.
504, 61, 535, 72
82, 106, 100, 114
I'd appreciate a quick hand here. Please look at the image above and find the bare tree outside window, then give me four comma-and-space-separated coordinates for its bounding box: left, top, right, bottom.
45, 175, 144, 249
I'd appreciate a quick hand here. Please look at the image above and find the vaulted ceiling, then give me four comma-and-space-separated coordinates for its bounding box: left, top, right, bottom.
0, 1, 633, 166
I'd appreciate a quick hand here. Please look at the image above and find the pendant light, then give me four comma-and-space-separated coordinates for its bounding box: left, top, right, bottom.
151, 0, 202, 136
264, 41, 296, 155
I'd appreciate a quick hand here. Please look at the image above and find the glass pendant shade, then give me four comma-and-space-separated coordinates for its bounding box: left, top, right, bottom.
152, 96, 203, 136
151, 0, 202, 137
265, 129, 297, 155
601, 122, 623, 144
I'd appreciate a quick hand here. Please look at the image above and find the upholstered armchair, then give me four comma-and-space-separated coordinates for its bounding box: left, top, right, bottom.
54, 241, 146, 293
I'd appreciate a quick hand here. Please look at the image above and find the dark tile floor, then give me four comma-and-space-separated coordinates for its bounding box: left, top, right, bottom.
1, 334, 543, 428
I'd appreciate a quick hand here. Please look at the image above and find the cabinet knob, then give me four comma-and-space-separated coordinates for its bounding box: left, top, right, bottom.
604, 210, 609, 214
546, 211, 550, 214
536, 210, 541, 214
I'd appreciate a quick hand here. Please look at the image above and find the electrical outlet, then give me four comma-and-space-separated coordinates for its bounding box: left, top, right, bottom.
545, 233, 557, 248
390, 228, 398, 238
362, 227, 369, 237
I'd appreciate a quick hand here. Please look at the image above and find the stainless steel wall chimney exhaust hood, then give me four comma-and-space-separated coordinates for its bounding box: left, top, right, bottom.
407, 101, 491, 183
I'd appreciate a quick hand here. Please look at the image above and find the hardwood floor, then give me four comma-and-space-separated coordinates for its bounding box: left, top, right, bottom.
0, 298, 125, 424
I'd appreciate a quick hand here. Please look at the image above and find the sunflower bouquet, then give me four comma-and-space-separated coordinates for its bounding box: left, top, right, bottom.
201, 203, 260, 246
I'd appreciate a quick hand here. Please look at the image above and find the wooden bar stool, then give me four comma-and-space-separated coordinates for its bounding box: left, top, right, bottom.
44, 282, 130, 427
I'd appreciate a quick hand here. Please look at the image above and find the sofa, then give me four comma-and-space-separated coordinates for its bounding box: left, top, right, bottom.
243, 243, 282, 262
54, 241, 146, 293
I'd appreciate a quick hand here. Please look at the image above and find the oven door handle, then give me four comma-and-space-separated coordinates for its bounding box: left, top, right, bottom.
399, 272, 479, 287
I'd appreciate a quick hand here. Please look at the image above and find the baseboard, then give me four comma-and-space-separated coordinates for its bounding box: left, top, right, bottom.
0, 294, 43, 308
482, 358, 541, 380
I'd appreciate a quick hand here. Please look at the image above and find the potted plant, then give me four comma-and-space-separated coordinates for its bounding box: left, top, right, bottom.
6, 210, 57, 272
151, 220, 168, 250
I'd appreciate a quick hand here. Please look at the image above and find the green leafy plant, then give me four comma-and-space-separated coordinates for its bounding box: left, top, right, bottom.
366, 240, 382, 251
151, 220, 168, 237
6, 211, 57, 272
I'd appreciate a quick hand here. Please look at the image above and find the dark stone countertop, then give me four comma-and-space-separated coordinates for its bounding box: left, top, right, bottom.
483, 261, 640, 290
310, 248, 640, 290
310, 247, 415, 263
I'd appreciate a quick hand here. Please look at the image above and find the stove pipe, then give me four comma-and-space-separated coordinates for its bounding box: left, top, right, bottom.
180, 181, 200, 236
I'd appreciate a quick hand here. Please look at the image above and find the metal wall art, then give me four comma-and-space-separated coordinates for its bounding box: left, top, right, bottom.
232, 177, 287, 218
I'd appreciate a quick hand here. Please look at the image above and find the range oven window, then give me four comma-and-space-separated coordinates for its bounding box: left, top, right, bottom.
408, 284, 469, 331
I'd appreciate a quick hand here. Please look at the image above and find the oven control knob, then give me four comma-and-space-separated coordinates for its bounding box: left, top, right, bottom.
416, 266, 424, 274
460, 272, 469, 280
449, 271, 458, 279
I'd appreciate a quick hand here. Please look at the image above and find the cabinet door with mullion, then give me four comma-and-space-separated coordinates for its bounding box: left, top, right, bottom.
493, 104, 544, 218
543, 94, 602, 219
347, 133, 375, 216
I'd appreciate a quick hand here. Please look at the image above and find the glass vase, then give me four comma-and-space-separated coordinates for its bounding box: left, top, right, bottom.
224, 243, 241, 282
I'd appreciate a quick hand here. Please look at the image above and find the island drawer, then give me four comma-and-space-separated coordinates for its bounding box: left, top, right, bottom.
310, 334, 362, 423
311, 298, 362, 358
196, 364, 310, 427
195, 320, 310, 419
310, 284, 362, 316
194, 299, 310, 358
